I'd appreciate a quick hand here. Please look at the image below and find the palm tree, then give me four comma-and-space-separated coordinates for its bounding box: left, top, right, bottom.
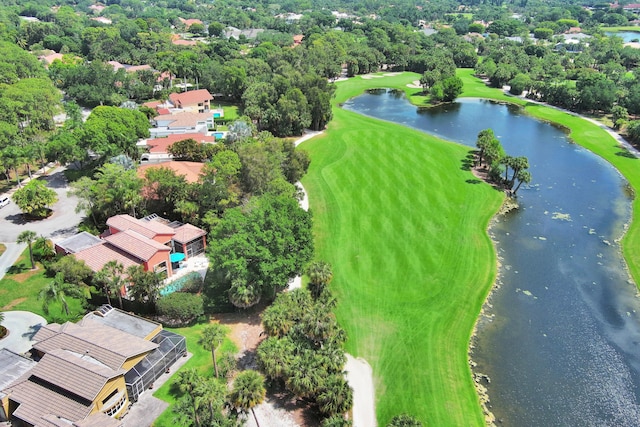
198, 323, 226, 378
95, 261, 125, 309
0, 311, 4, 325
194, 378, 226, 422
317, 375, 353, 417
39, 273, 70, 315
230, 370, 266, 427
17, 230, 37, 270
513, 170, 532, 195
126, 265, 161, 308
175, 368, 204, 427
305, 261, 333, 300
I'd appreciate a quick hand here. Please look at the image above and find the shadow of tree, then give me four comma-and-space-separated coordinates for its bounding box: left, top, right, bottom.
466, 179, 482, 184
7, 263, 29, 274
616, 150, 638, 159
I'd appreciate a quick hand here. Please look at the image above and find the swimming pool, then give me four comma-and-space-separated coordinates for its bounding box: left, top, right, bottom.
159, 272, 202, 296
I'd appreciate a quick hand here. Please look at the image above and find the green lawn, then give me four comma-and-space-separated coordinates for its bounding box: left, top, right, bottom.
152, 322, 236, 427
301, 72, 504, 426
600, 26, 640, 32
0, 249, 84, 323
300, 69, 640, 425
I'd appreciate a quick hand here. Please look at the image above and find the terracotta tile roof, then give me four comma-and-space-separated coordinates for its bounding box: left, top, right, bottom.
72, 241, 141, 273
154, 111, 213, 128
143, 100, 162, 109
179, 17, 203, 27
7, 379, 93, 426
104, 229, 170, 261
107, 214, 175, 238
33, 320, 157, 371
172, 39, 197, 46
146, 133, 215, 154
126, 64, 152, 72
107, 60, 124, 70
169, 89, 212, 107
40, 53, 64, 65
30, 349, 121, 401
157, 107, 171, 115
137, 161, 206, 184
173, 223, 207, 244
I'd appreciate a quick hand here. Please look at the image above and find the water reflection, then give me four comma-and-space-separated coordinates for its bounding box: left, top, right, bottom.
344, 90, 640, 426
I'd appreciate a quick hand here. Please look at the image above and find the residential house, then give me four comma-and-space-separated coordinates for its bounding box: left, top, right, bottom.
56, 214, 207, 279
137, 161, 206, 184
178, 17, 203, 28
140, 133, 216, 163
150, 111, 214, 138
0, 306, 186, 426
169, 89, 213, 113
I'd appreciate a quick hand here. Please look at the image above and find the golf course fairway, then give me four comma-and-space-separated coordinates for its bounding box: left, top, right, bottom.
301, 73, 504, 426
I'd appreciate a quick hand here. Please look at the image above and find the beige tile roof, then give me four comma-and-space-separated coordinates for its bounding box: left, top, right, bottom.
104, 229, 170, 261
33, 320, 157, 371
169, 89, 212, 107
72, 412, 123, 427
72, 242, 141, 273
154, 111, 212, 128
107, 214, 175, 239
31, 349, 121, 401
7, 379, 93, 426
137, 161, 206, 184
173, 223, 207, 244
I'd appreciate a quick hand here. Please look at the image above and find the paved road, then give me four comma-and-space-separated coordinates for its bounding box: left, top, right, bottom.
0, 166, 84, 243
0, 311, 47, 354
0, 243, 26, 281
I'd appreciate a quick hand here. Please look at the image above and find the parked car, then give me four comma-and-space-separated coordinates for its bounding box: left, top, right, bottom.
0, 197, 9, 208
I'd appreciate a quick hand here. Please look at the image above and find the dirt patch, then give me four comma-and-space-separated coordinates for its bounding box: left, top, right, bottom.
11, 267, 40, 282
2, 297, 27, 310
0, 325, 7, 339
215, 306, 321, 427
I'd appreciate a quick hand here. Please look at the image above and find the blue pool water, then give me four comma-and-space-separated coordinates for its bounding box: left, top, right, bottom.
159, 272, 202, 296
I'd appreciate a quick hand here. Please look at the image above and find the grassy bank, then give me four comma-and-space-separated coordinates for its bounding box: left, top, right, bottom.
302, 73, 503, 425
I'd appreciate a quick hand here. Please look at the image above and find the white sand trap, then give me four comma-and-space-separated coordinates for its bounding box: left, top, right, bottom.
346, 354, 377, 427
383, 72, 401, 76
361, 74, 384, 79
406, 80, 422, 89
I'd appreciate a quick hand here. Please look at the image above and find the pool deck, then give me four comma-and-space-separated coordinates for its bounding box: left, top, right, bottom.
162, 254, 209, 290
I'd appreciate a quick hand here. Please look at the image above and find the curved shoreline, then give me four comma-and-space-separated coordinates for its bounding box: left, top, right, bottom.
303, 71, 640, 424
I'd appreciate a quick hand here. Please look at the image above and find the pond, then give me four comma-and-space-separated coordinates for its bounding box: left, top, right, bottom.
606, 31, 640, 43
343, 91, 640, 425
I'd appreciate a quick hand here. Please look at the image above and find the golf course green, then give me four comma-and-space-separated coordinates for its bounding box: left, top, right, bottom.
300, 70, 640, 425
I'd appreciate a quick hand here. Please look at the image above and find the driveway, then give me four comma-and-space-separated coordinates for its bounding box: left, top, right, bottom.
0, 166, 84, 243
0, 311, 47, 354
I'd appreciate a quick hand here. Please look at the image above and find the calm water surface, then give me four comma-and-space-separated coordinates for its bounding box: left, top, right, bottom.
344, 91, 640, 426
606, 31, 640, 42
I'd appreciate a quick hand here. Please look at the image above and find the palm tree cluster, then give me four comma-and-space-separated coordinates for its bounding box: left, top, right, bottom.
475, 128, 532, 196
257, 261, 353, 424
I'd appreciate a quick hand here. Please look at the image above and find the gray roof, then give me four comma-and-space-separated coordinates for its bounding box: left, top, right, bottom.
33, 320, 157, 371
55, 232, 103, 254
0, 348, 36, 395
84, 305, 160, 339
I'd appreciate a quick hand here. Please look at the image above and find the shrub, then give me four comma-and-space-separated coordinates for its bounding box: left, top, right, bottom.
156, 292, 204, 325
